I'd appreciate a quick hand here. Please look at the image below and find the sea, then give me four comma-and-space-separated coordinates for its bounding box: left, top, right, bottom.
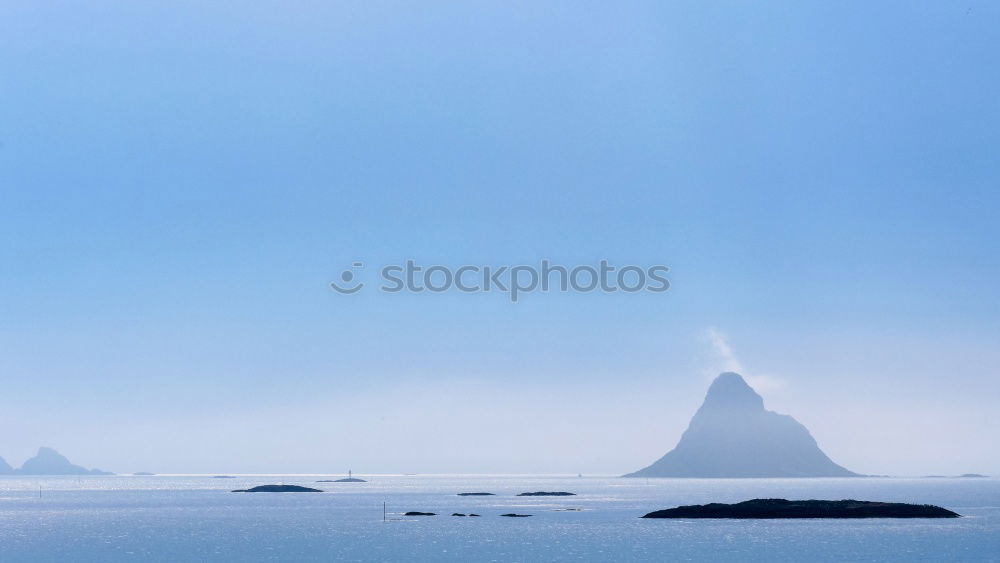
1, 474, 998, 561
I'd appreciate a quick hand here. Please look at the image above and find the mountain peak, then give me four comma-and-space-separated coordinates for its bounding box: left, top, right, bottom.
624, 373, 858, 478
35, 447, 64, 458
15, 447, 113, 475
712, 371, 750, 386
702, 372, 764, 410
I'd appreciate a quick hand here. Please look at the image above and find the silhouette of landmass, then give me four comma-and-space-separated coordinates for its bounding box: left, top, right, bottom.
625, 373, 858, 478
0, 456, 12, 474
641, 498, 959, 518
518, 491, 576, 496
924, 473, 988, 478
404, 511, 435, 516
457, 492, 494, 496
14, 447, 112, 475
232, 485, 322, 492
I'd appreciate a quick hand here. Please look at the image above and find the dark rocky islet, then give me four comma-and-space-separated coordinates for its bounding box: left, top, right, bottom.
232, 485, 323, 493
641, 499, 960, 519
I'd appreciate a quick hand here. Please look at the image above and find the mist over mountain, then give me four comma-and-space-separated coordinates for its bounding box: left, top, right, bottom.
625, 373, 858, 478
0, 456, 12, 475
12, 447, 113, 476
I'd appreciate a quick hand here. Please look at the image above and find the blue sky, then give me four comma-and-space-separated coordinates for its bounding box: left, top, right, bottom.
1, 1, 999, 474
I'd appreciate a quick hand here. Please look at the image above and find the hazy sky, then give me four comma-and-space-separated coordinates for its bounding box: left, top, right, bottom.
2, 2, 998, 475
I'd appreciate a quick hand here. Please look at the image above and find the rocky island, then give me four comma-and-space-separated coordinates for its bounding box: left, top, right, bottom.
641, 499, 960, 519
625, 373, 858, 478
319, 470, 366, 482
232, 485, 323, 493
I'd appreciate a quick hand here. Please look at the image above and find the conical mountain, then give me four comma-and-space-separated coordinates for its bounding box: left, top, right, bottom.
624, 373, 858, 478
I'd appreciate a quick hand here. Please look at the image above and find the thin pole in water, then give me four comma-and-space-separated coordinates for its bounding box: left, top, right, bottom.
383, 502, 386, 521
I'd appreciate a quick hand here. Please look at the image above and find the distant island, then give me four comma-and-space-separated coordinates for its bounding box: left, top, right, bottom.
0, 448, 112, 475
318, 470, 366, 483
924, 474, 988, 478
641, 498, 960, 519
232, 485, 322, 493
625, 373, 858, 478
518, 491, 576, 496
457, 492, 495, 496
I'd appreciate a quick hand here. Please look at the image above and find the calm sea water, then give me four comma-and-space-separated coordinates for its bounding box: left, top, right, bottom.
0, 475, 997, 561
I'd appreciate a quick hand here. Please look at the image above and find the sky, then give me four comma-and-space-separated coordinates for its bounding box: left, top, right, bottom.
1, 1, 999, 475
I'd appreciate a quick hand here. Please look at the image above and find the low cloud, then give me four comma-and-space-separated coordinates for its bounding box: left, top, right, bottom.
705, 327, 744, 374
703, 328, 786, 393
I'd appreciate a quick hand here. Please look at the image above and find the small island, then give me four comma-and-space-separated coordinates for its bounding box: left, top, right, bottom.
641, 499, 960, 519
404, 511, 435, 516
501, 513, 532, 517
232, 485, 323, 493
457, 492, 494, 496
319, 470, 366, 483
518, 491, 576, 496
